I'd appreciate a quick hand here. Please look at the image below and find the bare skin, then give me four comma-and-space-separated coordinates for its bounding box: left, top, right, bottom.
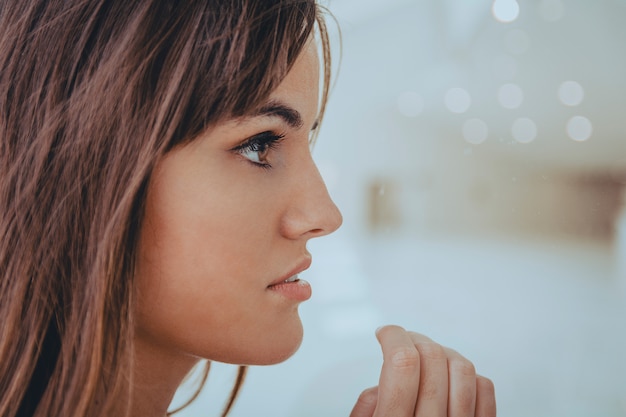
130, 41, 341, 416
350, 326, 497, 417
127, 41, 496, 417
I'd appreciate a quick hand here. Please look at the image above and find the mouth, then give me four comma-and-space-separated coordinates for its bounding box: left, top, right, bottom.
266, 258, 313, 302
267, 257, 312, 288
272, 274, 300, 285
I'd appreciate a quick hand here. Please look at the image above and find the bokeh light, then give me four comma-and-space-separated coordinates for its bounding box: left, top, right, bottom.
567, 116, 592, 142
463, 118, 489, 145
492, 0, 520, 23
558, 81, 584, 107
498, 83, 524, 109
444, 88, 472, 114
512, 117, 537, 143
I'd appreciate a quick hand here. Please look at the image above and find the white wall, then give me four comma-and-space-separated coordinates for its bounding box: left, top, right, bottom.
314, 0, 626, 241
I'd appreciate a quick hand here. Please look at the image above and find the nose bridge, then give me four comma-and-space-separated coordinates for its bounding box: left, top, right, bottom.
281, 156, 342, 240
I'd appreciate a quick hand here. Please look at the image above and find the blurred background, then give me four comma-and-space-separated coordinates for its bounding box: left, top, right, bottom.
177, 0, 626, 416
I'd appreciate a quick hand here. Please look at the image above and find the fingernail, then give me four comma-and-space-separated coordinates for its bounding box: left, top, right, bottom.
375, 326, 384, 335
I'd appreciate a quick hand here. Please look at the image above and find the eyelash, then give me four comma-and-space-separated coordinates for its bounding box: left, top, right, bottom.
232, 131, 286, 169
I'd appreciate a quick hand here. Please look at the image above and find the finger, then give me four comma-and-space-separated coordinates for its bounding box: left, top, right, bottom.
374, 325, 421, 416
445, 348, 477, 417
475, 376, 496, 417
407, 332, 448, 417
350, 386, 379, 417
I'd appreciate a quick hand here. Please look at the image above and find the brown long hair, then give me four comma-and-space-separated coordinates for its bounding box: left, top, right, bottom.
0, 1, 332, 416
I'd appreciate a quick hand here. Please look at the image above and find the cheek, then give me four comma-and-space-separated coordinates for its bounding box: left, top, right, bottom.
133, 163, 305, 365
134, 239, 306, 365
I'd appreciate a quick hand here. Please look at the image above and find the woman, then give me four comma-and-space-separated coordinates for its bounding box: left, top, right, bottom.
0, 1, 495, 416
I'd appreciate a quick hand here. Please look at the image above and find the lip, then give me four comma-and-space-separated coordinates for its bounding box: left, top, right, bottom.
267, 257, 312, 288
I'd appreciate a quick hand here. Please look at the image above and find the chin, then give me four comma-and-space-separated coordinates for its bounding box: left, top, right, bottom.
223, 321, 305, 366
257, 333, 304, 366
259, 338, 303, 365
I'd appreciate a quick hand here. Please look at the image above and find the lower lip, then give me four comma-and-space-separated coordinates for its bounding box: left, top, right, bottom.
267, 279, 312, 301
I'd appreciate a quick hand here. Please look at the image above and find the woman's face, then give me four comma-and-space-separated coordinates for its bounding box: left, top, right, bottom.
134, 42, 342, 366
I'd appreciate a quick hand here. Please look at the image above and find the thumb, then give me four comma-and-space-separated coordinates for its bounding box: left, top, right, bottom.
349, 386, 379, 417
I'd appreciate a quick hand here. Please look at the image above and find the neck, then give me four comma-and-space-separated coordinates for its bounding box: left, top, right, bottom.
121, 335, 201, 417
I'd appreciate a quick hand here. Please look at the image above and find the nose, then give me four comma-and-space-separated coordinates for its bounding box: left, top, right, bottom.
280, 159, 343, 240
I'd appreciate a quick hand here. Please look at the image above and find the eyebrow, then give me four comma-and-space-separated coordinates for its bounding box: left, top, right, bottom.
253, 100, 319, 131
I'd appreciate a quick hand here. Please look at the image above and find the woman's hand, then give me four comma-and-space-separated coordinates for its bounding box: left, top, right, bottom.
350, 325, 496, 417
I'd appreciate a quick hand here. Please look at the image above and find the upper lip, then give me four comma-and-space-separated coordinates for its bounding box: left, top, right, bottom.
267, 257, 312, 287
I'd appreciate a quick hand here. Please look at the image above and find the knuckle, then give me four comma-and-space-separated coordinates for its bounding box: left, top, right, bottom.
449, 356, 476, 377
357, 386, 378, 407
389, 346, 420, 371
477, 375, 496, 395
416, 341, 446, 361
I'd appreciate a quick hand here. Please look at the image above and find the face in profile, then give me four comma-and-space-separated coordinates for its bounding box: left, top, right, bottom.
133, 41, 342, 366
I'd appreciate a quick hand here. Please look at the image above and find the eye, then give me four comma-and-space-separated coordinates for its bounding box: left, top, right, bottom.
232, 131, 285, 169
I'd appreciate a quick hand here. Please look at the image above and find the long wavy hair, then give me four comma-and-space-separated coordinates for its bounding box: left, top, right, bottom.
0, 1, 332, 416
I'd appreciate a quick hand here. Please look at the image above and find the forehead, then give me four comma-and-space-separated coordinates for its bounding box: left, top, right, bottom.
231, 40, 320, 130
266, 41, 320, 117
